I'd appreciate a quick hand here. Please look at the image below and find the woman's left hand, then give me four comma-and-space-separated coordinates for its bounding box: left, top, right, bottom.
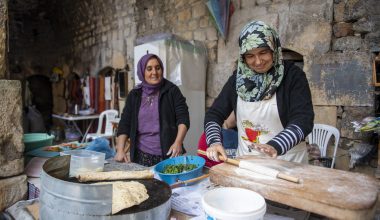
166, 142, 182, 158
249, 143, 278, 158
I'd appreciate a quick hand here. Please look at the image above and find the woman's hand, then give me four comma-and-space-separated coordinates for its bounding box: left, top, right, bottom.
114, 149, 129, 162
249, 143, 277, 158
167, 142, 182, 158
114, 135, 129, 162
206, 143, 227, 162
167, 124, 188, 158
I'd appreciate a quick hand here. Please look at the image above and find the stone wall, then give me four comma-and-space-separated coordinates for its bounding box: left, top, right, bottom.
47, 0, 137, 75
0, 81, 27, 210
6, 0, 380, 171
8, 0, 60, 79
330, 0, 379, 171
0, 175, 27, 211
0, 0, 28, 211
166, 0, 218, 62
135, 0, 217, 61
0, 0, 6, 79
8, 0, 136, 78
8, 0, 217, 79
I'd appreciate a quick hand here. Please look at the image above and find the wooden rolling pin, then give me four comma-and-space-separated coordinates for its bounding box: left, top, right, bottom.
170, 174, 210, 189
198, 150, 300, 184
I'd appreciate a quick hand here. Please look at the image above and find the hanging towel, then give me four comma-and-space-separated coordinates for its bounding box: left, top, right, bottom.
98, 76, 105, 113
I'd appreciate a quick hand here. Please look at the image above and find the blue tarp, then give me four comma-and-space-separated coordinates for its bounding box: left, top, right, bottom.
85, 138, 115, 159
206, 0, 234, 39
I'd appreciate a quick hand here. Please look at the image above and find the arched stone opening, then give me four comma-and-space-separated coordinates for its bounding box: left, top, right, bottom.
282, 48, 304, 69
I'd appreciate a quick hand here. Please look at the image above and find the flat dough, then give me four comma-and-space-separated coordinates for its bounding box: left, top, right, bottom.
92, 181, 149, 214
76, 170, 154, 182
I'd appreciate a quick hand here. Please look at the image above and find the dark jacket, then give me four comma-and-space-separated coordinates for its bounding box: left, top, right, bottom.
117, 79, 190, 162
204, 61, 314, 155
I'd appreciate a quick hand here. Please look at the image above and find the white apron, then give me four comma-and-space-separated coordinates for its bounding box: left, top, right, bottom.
236, 94, 308, 163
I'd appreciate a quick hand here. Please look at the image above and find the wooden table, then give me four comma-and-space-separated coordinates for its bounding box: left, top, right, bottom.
209, 155, 378, 220
53, 114, 99, 143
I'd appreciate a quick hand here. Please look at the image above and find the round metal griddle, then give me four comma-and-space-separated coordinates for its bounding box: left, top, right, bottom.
65, 177, 171, 215
40, 156, 171, 220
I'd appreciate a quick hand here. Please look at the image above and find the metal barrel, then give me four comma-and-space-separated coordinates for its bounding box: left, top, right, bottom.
40, 156, 171, 220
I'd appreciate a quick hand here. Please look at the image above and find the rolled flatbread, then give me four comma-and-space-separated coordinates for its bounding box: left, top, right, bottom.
92, 181, 149, 214
76, 170, 154, 182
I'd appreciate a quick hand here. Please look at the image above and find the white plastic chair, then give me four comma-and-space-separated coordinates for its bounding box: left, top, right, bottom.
85, 109, 119, 142
307, 124, 340, 168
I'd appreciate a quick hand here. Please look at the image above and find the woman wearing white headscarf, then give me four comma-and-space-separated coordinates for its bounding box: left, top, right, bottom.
204, 20, 314, 163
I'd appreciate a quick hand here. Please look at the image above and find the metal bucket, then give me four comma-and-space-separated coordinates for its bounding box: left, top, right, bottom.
40, 156, 171, 220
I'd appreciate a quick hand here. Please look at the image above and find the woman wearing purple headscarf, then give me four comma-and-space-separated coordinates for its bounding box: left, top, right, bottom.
115, 54, 190, 167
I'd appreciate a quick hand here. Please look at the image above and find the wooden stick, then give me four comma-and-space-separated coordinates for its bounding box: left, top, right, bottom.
197, 150, 300, 184
170, 174, 210, 189
277, 173, 300, 183
197, 150, 240, 165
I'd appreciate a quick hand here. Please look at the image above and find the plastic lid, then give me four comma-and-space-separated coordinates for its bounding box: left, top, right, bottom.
62, 149, 105, 159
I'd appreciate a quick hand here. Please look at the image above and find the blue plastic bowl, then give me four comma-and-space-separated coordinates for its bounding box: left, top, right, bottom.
154, 155, 205, 185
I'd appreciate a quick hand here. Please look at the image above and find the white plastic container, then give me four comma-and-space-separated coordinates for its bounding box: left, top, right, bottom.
62, 149, 105, 177
202, 187, 266, 220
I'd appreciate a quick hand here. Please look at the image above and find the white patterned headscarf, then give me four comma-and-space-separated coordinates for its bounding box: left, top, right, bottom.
236, 20, 284, 102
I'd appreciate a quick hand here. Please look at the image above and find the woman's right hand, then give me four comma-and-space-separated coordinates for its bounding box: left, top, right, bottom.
249, 143, 277, 158
114, 149, 129, 162
114, 135, 130, 162
206, 143, 227, 162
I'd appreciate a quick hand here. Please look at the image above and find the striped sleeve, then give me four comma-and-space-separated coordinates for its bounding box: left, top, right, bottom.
267, 124, 305, 155
205, 121, 222, 146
